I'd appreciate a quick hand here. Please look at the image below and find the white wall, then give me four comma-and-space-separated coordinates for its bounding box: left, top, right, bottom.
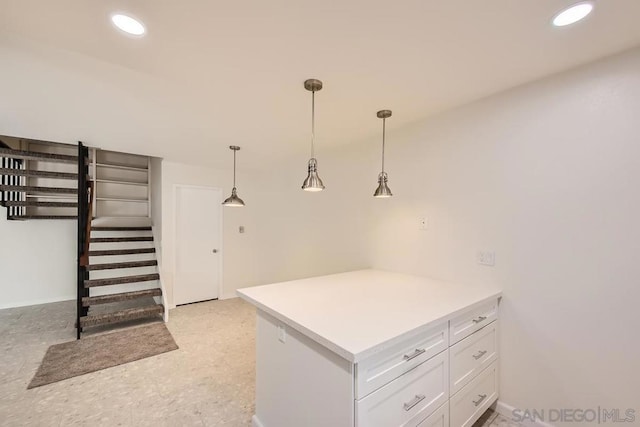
362, 47, 640, 422
160, 161, 255, 304
149, 156, 163, 258
160, 147, 373, 306
0, 217, 76, 308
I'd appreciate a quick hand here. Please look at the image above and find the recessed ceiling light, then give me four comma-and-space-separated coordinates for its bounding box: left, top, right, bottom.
553, 2, 594, 27
111, 14, 146, 36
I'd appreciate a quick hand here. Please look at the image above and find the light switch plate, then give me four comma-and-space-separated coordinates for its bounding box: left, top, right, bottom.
477, 251, 496, 266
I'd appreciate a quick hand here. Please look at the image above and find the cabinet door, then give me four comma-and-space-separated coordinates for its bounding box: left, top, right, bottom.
416, 402, 449, 427
450, 321, 498, 395
356, 322, 448, 399
450, 361, 499, 427
450, 300, 498, 345
356, 351, 448, 427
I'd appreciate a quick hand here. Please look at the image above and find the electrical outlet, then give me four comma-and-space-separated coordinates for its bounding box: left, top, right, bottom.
277, 325, 286, 343
239, 226, 245, 233
477, 251, 496, 266
420, 217, 428, 230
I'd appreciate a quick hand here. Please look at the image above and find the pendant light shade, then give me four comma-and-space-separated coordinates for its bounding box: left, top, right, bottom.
302, 79, 325, 192
222, 146, 245, 207
374, 110, 392, 198
374, 172, 392, 198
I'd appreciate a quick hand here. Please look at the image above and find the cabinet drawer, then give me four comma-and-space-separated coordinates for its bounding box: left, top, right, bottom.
356, 322, 448, 399
416, 401, 448, 427
450, 321, 498, 395
356, 350, 449, 427
450, 361, 499, 427
449, 300, 498, 345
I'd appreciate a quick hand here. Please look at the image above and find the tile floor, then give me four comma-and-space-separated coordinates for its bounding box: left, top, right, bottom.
0, 298, 519, 426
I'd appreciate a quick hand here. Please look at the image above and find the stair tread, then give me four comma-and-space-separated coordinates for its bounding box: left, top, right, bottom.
79, 304, 164, 327
84, 273, 160, 288
88, 248, 156, 256
91, 226, 152, 231
4, 200, 77, 208
82, 289, 162, 307
8, 215, 77, 220
0, 147, 78, 164
87, 259, 158, 271
90, 236, 153, 243
0, 185, 77, 194
0, 168, 79, 180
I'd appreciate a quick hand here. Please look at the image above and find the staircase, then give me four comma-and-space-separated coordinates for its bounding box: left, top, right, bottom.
0, 138, 166, 339
80, 221, 165, 331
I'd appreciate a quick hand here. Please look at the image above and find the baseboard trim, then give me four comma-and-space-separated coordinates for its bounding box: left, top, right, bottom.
0, 296, 75, 310
496, 400, 556, 427
251, 415, 265, 427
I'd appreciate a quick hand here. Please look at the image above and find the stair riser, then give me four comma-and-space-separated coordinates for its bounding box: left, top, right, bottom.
87, 260, 158, 271
90, 230, 153, 238
89, 241, 155, 251
89, 266, 159, 279
88, 250, 155, 258
83, 289, 162, 306
90, 237, 153, 243
91, 227, 152, 232
8, 215, 77, 220
85, 274, 160, 288
0, 186, 77, 194
88, 253, 156, 262
28, 207, 78, 216
0, 168, 78, 180
4, 201, 77, 208
80, 306, 164, 328
0, 147, 78, 163
89, 282, 161, 297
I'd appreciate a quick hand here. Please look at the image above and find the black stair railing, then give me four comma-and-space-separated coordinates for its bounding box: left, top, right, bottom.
0, 144, 26, 219
76, 141, 91, 339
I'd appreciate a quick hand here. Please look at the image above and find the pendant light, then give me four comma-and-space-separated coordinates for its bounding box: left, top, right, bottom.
373, 110, 393, 198
301, 79, 325, 192
222, 145, 245, 207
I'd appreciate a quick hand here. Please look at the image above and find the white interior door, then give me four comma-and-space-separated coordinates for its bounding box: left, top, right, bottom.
174, 185, 222, 305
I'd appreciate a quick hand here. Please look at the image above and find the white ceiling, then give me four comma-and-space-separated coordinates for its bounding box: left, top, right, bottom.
1, 0, 640, 169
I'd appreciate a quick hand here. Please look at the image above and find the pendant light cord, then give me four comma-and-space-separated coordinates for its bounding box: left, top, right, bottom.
381, 117, 386, 173
311, 90, 315, 159
233, 149, 237, 188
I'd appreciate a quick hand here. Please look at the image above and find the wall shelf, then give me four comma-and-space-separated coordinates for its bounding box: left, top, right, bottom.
96, 197, 149, 203
95, 179, 148, 186
96, 163, 148, 172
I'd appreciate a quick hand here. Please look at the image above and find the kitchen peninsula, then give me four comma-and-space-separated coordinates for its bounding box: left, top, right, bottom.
237, 269, 502, 427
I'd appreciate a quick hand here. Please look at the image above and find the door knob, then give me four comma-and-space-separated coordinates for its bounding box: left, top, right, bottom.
212, 249, 218, 253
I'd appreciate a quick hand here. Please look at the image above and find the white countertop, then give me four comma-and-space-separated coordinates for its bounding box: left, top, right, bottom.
237, 269, 501, 363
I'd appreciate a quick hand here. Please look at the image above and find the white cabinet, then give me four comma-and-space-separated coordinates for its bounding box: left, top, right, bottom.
417, 403, 449, 427
355, 300, 500, 427
356, 351, 449, 427
449, 300, 498, 345
450, 321, 498, 395
238, 270, 502, 427
356, 322, 448, 399
450, 360, 499, 427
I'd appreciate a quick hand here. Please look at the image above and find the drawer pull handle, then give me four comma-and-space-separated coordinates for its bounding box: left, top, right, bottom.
473, 394, 487, 407
472, 316, 487, 324
472, 350, 487, 360
403, 348, 426, 361
403, 394, 426, 411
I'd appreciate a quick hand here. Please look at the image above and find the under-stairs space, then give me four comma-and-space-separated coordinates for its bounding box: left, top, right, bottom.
0, 137, 80, 220
81, 218, 165, 334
